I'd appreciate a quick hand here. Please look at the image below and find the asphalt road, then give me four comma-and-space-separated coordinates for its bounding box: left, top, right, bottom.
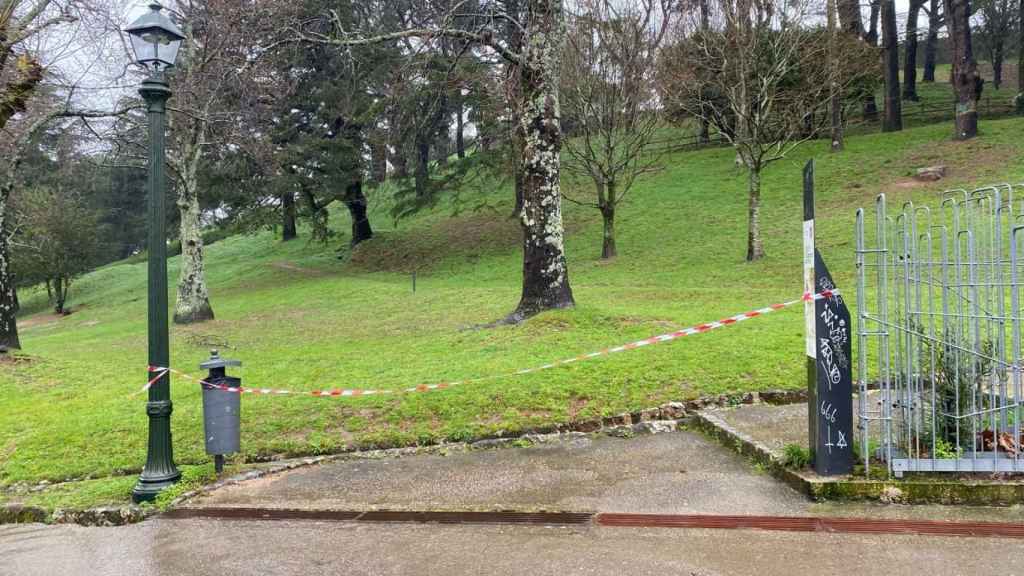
3, 518, 1022, 576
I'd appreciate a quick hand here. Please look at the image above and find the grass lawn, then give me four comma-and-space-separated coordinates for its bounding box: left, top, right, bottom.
3, 115, 1024, 512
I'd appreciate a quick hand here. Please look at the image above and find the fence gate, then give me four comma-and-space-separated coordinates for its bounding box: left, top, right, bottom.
855, 184, 1024, 477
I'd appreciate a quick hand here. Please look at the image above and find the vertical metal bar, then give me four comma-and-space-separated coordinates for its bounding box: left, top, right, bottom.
877, 195, 893, 472
856, 208, 869, 474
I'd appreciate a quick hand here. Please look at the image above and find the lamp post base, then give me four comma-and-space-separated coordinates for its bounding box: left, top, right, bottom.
131, 471, 182, 503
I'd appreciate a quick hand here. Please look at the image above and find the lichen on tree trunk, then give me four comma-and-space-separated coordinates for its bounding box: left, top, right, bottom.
746, 167, 765, 262
509, 0, 575, 322
173, 166, 215, 325
0, 197, 19, 350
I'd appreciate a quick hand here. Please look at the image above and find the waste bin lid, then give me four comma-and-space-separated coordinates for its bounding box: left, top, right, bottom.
200, 349, 241, 370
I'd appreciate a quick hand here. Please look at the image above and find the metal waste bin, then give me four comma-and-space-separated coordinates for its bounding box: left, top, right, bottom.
200, 350, 241, 473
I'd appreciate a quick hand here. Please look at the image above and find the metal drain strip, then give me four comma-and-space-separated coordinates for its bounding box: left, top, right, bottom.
163, 508, 594, 525
164, 508, 1024, 538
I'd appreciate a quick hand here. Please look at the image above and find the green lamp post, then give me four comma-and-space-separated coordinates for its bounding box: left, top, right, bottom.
126, 1, 185, 504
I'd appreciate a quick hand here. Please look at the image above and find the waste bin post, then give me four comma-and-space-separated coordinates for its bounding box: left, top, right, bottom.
199, 350, 242, 475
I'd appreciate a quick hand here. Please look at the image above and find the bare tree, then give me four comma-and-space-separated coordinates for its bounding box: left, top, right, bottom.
560, 0, 674, 259
293, 0, 575, 322
976, 0, 1016, 90
162, 0, 269, 324
661, 0, 873, 261
0, 0, 115, 351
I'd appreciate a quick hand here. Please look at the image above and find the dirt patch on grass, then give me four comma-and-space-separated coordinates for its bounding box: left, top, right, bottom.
348, 213, 521, 274
268, 261, 327, 277
17, 313, 65, 331
567, 397, 590, 420
838, 137, 1019, 206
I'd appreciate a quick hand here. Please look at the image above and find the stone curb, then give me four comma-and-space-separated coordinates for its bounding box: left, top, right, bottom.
692, 409, 1024, 506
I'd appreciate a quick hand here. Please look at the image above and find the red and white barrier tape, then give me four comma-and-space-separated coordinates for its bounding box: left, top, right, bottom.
144, 290, 839, 399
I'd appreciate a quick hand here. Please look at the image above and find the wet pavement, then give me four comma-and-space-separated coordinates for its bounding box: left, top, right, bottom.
5, 429, 1024, 575
4, 518, 1024, 576
193, 429, 1024, 523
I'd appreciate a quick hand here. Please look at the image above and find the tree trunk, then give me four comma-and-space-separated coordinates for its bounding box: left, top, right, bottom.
370, 135, 387, 183
173, 170, 215, 325
0, 59, 43, 352
415, 134, 430, 198
509, 0, 575, 322
507, 0, 527, 220
456, 97, 466, 159
53, 276, 64, 314
1019, 0, 1023, 95
282, 191, 297, 241
600, 204, 616, 260
838, 0, 864, 36
828, 0, 843, 151
992, 40, 1004, 90
945, 0, 980, 139
391, 145, 409, 179
923, 0, 940, 82
0, 197, 19, 350
862, 0, 881, 121
882, 0, 903, 131
746, 167, 765, 262
343, 179, 373, 247
903, 0, 922, 100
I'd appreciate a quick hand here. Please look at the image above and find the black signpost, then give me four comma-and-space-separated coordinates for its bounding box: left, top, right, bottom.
803, 160, 853, 476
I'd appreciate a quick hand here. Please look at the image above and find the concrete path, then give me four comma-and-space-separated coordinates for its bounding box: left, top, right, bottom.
193, 430, 1024, 523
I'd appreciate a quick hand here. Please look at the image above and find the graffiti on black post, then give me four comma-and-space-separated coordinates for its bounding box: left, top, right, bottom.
813, 251, 853, 475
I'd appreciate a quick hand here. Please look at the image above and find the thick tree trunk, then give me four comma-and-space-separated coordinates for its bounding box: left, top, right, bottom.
746, 167, 764, 262
173, 168, 215, 325
923, 0, 940, 82
882, 0, 903, 131
282, 191, 297, 241
600, 206, 616, 259
903, 0, 922, 101
53, 276, 65, 314
343, 179, 373, 247
173, 151, 215, 323
509, 0, 574, 321
0, 197, 19, 350
945, 0, 980, 139
838, 0, 864, 36
0, 58, 43, 352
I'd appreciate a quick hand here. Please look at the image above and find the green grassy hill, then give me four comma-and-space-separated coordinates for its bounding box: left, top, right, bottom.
3, 116, 1024, 510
